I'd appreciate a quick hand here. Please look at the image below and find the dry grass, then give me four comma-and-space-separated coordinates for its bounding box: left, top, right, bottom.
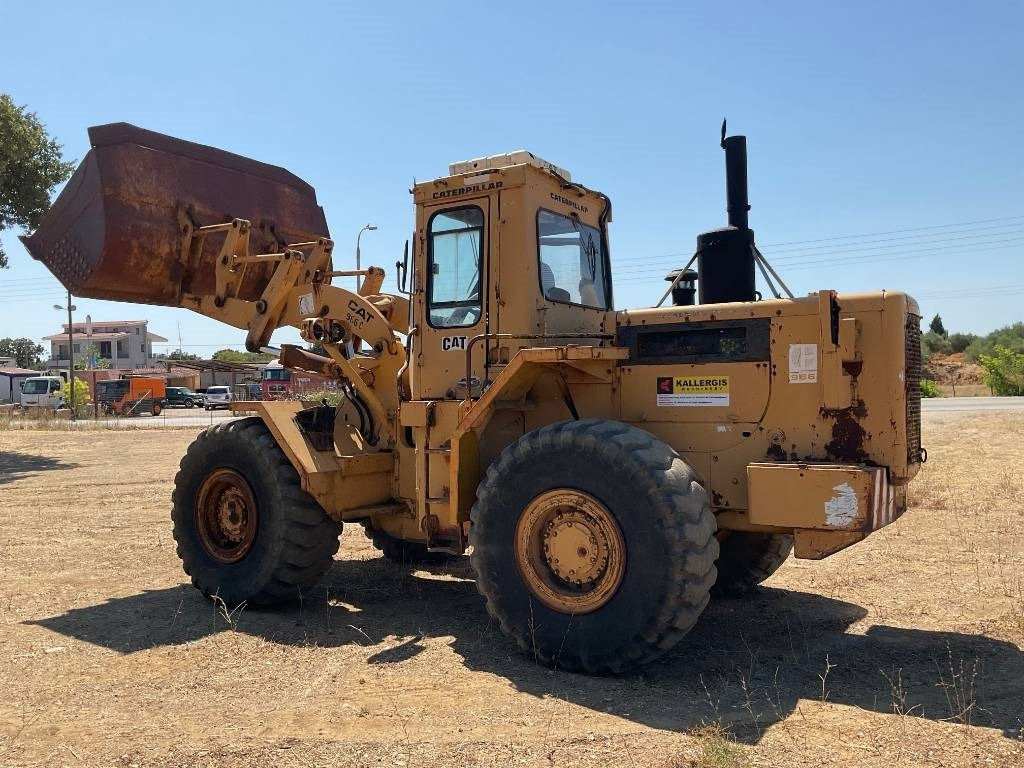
0, 413, 1022, 767
934, 383, 991, 397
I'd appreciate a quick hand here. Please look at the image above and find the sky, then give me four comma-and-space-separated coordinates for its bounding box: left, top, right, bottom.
1, 0, 1021, 357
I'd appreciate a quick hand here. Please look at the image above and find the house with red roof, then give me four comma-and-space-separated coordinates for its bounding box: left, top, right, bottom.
43, 318, 168, 371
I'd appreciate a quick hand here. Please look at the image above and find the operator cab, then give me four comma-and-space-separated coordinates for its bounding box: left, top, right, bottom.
410, 151, 615, 399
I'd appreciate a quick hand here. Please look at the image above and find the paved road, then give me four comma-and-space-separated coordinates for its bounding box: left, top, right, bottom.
12, 397, 1022, 428
62, 407, 242, 429
922, 396, 1024, 413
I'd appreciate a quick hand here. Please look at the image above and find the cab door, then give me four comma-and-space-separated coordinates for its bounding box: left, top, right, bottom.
414, 198, 490, 400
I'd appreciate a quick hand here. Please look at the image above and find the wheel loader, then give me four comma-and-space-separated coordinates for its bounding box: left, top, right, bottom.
23, 122, 923, 673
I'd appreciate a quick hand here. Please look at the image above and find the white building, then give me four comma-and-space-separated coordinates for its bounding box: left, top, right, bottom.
44, 318, 168, 370
0, 359, 41, 404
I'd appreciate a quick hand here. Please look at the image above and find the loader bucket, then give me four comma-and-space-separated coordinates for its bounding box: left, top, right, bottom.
22, 123, 330, 306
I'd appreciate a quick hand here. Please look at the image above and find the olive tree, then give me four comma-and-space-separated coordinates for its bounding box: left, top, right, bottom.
0, 94, 75, 268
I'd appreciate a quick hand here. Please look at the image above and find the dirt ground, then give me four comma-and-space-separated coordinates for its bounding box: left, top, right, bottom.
1, 413, 1022, 767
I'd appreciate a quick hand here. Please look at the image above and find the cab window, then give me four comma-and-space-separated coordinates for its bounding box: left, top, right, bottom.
537, 209, 611, 309
428, 206, 483, 328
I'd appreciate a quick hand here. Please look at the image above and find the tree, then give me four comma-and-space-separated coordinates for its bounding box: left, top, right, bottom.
75, 343, 111, 369
0, 336, 45, 368
928, 314, 947, 337
213, 348, 275, 363
168, 348, 201, 361
61, 377, 91, 418
0, 95, 75, 268
964, 322, 1024, 362
921, 330, 951, 361
979, 345, 1024, 396
948, 332, 978, 354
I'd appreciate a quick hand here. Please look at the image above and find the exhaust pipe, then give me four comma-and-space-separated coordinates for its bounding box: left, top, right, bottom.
695, 120, 757, 304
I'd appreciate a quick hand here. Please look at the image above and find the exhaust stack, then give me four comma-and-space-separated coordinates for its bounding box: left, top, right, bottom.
695, 120, 757, 305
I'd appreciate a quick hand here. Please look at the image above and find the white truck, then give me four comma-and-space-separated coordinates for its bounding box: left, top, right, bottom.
20, 376, 65, 409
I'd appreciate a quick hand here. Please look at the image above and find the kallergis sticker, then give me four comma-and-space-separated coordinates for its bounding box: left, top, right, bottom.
656, 376, 730, 407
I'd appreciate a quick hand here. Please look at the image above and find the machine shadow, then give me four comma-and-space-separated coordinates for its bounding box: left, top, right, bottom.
27, 556, 1024, 742
0, 450, 78, 485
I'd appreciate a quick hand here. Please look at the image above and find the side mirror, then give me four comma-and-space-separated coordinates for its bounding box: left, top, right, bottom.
19, 381, 25, 392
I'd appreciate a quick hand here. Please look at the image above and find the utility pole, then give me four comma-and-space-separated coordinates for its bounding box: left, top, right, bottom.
53, 291, 77, 419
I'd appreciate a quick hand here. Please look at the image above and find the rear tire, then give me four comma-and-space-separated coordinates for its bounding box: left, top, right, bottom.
361, 522, 460, 565
470, 419, 718, 673
171, 418, 342, 607
152, 402, 162, 416
711, 532, 793, 597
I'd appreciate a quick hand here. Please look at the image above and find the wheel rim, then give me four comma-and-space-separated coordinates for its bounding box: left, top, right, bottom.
195, 468, 259, 563
514, 488, 626, 614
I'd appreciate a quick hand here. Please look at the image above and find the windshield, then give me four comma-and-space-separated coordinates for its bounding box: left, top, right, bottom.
537, 209, 611, 309
97, 380, 128, 400
23, 379, 56, 394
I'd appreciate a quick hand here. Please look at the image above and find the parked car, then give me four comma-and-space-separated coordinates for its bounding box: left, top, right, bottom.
165, 386, 201, 408
203, 385, 232, 410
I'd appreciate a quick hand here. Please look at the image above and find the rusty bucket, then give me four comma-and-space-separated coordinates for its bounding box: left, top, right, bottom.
22, 123, 330, 306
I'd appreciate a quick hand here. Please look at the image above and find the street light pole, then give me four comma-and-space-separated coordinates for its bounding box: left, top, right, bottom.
53, 290, 77, 419
355, 223, 378, 292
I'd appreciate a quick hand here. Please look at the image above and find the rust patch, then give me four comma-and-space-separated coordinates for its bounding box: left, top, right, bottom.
766, 443, 787, 461
23, 123, 329, 306
821, 399, 867, 419
824, 408, 868, 462
711, 490, 725, 507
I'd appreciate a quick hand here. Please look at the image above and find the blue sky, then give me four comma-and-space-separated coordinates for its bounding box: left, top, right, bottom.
2, 0, 1021, 355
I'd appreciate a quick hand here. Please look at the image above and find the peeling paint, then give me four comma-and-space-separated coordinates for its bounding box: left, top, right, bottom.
824, 482, 858, 527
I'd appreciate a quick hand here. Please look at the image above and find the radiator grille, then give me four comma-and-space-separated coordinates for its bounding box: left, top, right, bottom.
905, 314, 922, 464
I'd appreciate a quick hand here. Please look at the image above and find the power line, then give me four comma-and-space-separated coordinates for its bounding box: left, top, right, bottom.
615, 238, 1024, 282
767, 227, 1024, 260
759, 214, 1024, 248
913, 285, 1024, 300
612, 221, 1024, 267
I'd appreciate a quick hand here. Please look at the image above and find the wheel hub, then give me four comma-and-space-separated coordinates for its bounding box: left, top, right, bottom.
196, 468, 258, 563
515, 489, 625, 614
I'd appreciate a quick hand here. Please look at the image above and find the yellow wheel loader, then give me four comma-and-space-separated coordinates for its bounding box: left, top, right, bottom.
24, 122, 923, 673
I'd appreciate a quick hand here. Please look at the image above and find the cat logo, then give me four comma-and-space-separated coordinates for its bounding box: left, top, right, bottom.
345, 299, 371, 330
442, 336, 468, 352
347, 299, 371, 322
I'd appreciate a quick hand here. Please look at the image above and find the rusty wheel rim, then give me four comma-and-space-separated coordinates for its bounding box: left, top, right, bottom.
195, 468, 258, 563
514, 489, 626, 614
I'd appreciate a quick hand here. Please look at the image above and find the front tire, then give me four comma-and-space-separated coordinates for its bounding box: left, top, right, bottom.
184, 399, 195, 408
171, 418, 342, 607
470, 419, 718, 673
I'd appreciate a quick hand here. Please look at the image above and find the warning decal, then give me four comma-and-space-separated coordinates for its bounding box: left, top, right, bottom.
656, 376, 730, 407
789, 343, 818, 383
